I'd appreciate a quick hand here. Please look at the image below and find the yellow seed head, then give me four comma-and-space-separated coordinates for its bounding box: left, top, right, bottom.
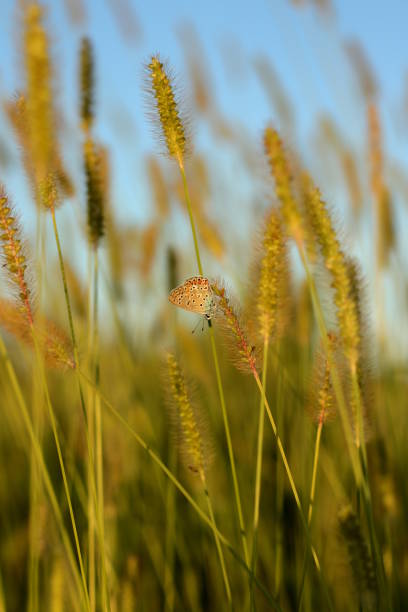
345, 258, 372, 441
38, 172, 59, 209
21, 4, 72, 208
257, 210, 289, 342
84, 139, 105, 247
79, 37, 94, 133
211, 281, 258, 375
338, 505, 377, 606
367, 104, 395, 268
302, 175, 359, 366
0, 299, 74, 370
308, 332, 338, 424
264, 127, 303, 243
146, 56, 188, 164
0, 189, 33, 324
23, 4, 56, 186
166, 353, 207, 476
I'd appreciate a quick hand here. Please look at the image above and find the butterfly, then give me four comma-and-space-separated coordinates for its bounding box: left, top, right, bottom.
168, 276, 217, 320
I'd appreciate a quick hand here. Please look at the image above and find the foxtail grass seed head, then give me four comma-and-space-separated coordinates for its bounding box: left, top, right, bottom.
146, 56, 188, 165
338, 505, 377, 608
256, 210, 289, 342
0, 299, 74, 370
367, 104, 395, 268
79, 37, 94, 133
0, 189, 33, 324
23, 4, 55, 189
264, 127, 303, 243
308, 332, 338, 424
22, 4, 72, 208
302, 175, 359, 368
165, 353, 208, 476
37, 317, 75, 370
84, 139, 104, 247
211, 281, 258, 375
345, 258, 372, 441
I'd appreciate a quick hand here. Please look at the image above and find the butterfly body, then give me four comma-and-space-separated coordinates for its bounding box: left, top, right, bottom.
168, 276, 217, 320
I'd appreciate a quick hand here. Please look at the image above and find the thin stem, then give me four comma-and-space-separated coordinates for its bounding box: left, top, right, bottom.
93, 250, 107, 611
87, 251, 96, 612
0, 333, 87, 608
252, 369, 335, 612
179, 164, 203, 276
274, 358, 284, 595
297, 419, 324, 611
308, 420, 323, 525
297, 242, 390, 607
164, 444, 177, 612
178, 163, 250, 567
201, 471, 232, 605
31, 328, 90, 611
79, 369, 280, 610
50, 205, 111, 611
250, 337, 269, 610
208, 324, 250, 565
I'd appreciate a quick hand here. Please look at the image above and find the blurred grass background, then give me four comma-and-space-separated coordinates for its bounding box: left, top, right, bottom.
0, 0, 407, 610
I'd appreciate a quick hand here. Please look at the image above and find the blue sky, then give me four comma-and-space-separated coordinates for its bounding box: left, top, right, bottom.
0, 0, 407, 351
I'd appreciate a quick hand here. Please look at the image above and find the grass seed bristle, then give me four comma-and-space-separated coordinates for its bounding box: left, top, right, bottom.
84, 138, 105, 247
0, 299, 74, 369
367, 103, 395, 268
165, 353, 209, 476
264, 127, 303, 243
0, 189, 33, 324
22, 3, 71, 207
211, 281, 258, 375
256, 209, 289, 342
302, 174, 360, 368
146, 55, 188, 165
79, 37, 94, 133
308, 332, 338, 424
338, 505, 377, 608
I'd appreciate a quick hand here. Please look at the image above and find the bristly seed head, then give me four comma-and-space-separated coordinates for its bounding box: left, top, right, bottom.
264, 127, 303, 244
338, 505, 377, 607
22, 3, 72, 208
302, 174, 360, 368
84, 138, 105, 247
0, 298, 74, 370
0, 188, 33, 325
79, 37, 94, 133
165, 353, 208, 477
367, 103, 394, 268
308, 332, 338, 425
256, 210, 289, 342
211, 281, 258, 375
146, 56, 188, 165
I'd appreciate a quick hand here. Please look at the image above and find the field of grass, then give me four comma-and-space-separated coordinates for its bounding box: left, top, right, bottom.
0, 2, 407, 611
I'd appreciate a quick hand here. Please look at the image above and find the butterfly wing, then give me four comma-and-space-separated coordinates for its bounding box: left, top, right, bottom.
169, 276, 216, 318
